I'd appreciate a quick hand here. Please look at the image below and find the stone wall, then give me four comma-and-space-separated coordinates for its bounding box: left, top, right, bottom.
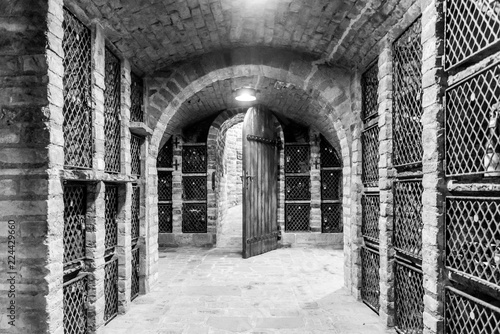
225, 123, 243, 208
0, 1, 150, 332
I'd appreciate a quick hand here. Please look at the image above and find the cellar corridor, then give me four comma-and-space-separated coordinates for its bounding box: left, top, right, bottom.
102, 247, 393, 334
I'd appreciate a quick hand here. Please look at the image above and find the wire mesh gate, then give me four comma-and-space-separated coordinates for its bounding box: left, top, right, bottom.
104, 47, 121, 173
63, 183, 88, 332
393, 17, 423, 168
362, 61, 379, 121
104, 257, 119, 323
62, 8, 92, 169
63, 274, 88, 334
445, 286, 500, 333
321, 203, 342, 233
131, 246, 140, 301
319, 137, 342, 234
362, 194, 380, 243
395, 260, 424, 334
446, 196, 500, 289
362, 125, 379, 187
157, 138, 173, 168
361, 246, 380, 313
284, 144, 311, 232
130, 135, 142, 176
445, 62, 500, 177
130, 73, 144, 122
104, 184, 118, 254
394, 179, 423, 259
444, 0, 500, 70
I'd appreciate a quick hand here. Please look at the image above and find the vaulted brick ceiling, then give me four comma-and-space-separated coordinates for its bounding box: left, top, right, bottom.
70, 0, 416, 74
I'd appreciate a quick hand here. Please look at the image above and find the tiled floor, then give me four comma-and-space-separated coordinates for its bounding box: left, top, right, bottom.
103, 246, 393, 334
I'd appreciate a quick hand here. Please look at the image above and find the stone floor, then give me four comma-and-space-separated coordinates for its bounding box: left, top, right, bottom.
216, 204, 243, 249
103, 247, 394, 334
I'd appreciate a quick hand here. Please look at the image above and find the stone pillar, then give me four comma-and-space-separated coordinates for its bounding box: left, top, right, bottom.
309, 129, 321, 232
0, 1, 64, 332
420, 0, 445, 333
349, 70, 364, 298
377, 39, 395, 327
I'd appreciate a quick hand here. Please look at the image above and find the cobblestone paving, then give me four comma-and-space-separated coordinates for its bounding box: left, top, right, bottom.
104, 247, 394, 334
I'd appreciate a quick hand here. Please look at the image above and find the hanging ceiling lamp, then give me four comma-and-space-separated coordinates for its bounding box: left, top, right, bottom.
234, 87, 257, 101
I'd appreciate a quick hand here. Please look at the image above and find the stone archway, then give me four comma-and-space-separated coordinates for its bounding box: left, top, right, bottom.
145, 52, 360, 293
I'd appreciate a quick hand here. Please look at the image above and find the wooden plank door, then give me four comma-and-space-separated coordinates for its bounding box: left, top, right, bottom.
242, 105, 279, 259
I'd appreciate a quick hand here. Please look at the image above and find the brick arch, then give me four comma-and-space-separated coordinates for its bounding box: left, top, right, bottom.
145, 53, 356, 281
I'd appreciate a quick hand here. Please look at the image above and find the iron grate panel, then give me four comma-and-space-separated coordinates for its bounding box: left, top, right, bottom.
321, 203, 342, 233
130, 135, 141, 176
63, 274, 88, 334
285, 145, 310, 173
104, 258, 119, 323
445, 62, 500, 177
362, 61, 379, 121
362, 194, 380, 242
64, 184, 86, 267
130, 73, 144, 122
395, 261, 424, 334
157, 138, 173, 168
394, 179, 423, 259
393, 17, 423, 167
285, 203, 310, 232
131, 246, 140, 300
445, 0, 500, 70
62, 8, 92, 169
182, 203, 207, 233
446, 196, 500, 287
445, 286, 500, 334
321, 170, 342, 200
182, 145, 207, 173
158, 171, 172, 201
285, 176, 311, 201
183, 176, 207, 201
104, 47, 121, 173
361, 247, 380, 313
320, 136, 341, 168
362, 125, 379, 187
104, 184, 118, 253
158, 203, 173, 233
131, 184, 140, 243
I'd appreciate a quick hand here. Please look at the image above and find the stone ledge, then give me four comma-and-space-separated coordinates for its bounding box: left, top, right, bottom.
129, 122, 153, 137
281, 232, 343, 248
59, 169, 139, 183
158, 232, 215, 247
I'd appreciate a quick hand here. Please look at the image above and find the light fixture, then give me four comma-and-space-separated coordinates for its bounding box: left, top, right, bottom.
235, 87, 257, 101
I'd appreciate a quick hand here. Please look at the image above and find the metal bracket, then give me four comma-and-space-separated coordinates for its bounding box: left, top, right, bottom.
247, 135, 278, 146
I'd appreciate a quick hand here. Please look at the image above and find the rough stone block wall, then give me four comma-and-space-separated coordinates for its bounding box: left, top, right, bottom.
225, 123, 243, 208
0, 1, 60, 332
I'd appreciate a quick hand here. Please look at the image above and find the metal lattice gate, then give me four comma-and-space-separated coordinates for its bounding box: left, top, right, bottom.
445, 287, 500, 333
182, 203, 207, 233
157, 138, 173, 168
131, 184, 140, 243
393, 17, 423, 168
361, 247, 380, 313
394, 261, 424, 334
394, 179, 423, 259
104, 47, 121, 173
104, 257, 119, 323
321, 203, 342, 233
158, 204, 173, 233
445, 62, 500, 177
63, 184, 86, 270
362, 194, 380, 243
183, 176, 207, 201
131, 246, 140, 301
362, 61, 379, 121
63, 274, 88, 334
130, 73, 144, 122
362, 125, 379, 187
446, 196, 500, 288
182, 145, 207, 173
130, 135, 142, 176
104, 184, 118, 254
62, 8, 92, 169
285, 204, 311, 232
444, 0, 500, 70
